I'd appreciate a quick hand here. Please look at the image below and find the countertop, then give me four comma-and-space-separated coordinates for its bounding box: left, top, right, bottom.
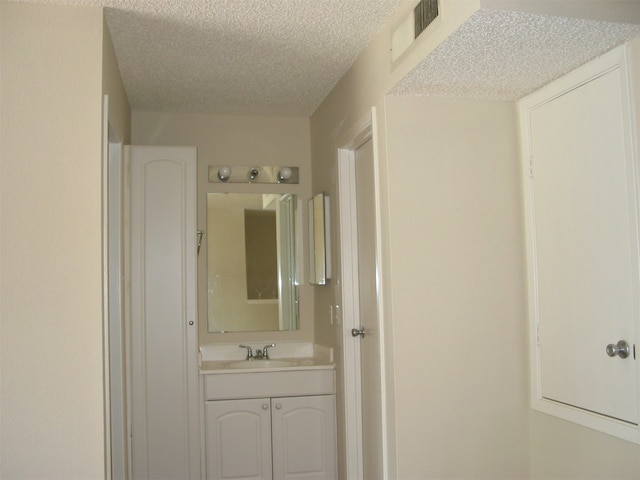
199, 356, 334, 374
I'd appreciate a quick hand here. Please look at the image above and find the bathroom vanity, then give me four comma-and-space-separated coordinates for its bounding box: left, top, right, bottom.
200, 345, 337, 480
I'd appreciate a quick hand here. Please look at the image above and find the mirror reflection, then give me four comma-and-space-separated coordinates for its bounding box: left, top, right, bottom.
207, 193, 299, 333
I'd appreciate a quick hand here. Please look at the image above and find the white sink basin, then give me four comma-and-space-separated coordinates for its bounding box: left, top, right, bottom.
226, 359, 295, 369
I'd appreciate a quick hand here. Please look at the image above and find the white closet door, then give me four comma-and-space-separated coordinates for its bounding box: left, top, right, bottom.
130, 146, 199, 479
524, 47, 639, 427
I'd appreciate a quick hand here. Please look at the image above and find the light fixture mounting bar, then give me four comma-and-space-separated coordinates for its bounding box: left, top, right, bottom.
208, 165, 299, 184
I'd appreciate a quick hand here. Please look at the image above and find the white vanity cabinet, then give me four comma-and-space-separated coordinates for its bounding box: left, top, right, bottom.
202, 369, 337, 480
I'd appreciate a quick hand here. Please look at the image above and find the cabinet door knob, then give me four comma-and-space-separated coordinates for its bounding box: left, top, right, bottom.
275, 403, 282, 410
606, 340, 631, 359
262, 404, 269, 410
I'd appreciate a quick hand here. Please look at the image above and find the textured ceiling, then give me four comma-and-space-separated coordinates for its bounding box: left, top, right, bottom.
19, 0, 402, 116
390, 8, 640, 101
11, 1, 640, 115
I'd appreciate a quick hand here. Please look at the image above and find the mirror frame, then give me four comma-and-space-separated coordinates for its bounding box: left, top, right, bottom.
205, 193, 300, 333
309, 192, 331, 285
197, 166, 313, 345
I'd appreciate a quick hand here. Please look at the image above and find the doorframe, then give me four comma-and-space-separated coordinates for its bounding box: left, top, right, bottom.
102, 94, 127, 479
337, 107, 390, 479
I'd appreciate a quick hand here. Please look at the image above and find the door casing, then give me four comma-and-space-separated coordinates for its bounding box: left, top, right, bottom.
337, 107, 391, 479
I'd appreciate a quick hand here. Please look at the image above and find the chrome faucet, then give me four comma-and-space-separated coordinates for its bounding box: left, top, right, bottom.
239, 343, 276, 360
239, 344, 253, 360
262, 343, 276, 359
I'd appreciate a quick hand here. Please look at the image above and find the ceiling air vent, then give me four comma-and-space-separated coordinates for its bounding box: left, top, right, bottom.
414, 0, 439, 39
392, 0, 439, 62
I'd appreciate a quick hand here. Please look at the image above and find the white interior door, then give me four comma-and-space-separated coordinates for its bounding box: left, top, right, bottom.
105, 117, 127, 480
354, 137, 385, 479
527, 59, 639, 424
130, 146, 200, 479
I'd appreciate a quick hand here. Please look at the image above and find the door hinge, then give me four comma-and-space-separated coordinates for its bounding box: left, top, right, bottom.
529, 155, 534, 179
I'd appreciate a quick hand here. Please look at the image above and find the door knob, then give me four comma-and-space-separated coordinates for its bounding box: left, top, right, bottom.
606, 340, 630, 359
351, 327, 365, 338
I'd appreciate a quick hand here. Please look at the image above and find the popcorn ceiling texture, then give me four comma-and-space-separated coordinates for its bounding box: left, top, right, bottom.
390, 9, 640, 101
12, 1, 640, 113
20, 0, 402, 116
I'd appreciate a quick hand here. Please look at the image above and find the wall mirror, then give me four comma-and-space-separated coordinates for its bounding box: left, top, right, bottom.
309, 192, 331, 285
207, 193, 300, 333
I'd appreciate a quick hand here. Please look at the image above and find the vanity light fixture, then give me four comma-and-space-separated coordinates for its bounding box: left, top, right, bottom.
248, 167, 260, 181
278, 167, 293, 183
208, 165, 299, 184
217, 165, 231, 182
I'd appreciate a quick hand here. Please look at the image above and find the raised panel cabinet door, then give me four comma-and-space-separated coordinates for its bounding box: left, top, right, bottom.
205, 399, 273, 480
271, 395, 337, 480
525, 50, 639, 426
130, 146, 200, 479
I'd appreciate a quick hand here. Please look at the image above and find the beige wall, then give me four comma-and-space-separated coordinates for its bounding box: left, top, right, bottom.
530, 411, 640, 479
384, 95, 529, 478
131, 111, 313, 345
310, 0, 481, 345
308, 3, 493, 477
310, 1, 640, 478
0, 3, 114, 478
309, 2, 499, 477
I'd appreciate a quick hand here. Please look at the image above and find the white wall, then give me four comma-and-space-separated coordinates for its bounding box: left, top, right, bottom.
131, 111, 313, 345
0, 3, 110, 478
384, 95, 529, 478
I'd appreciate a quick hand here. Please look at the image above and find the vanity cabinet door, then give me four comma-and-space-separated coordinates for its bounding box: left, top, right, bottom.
205, 398, 273, 480
271, 395, 337, 480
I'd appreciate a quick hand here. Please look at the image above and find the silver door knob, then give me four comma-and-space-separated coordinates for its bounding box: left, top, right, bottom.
606, 340, 630, 359
351, 327, 365, 338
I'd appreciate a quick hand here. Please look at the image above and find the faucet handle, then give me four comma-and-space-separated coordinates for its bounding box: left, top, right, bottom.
262, 343, 276, 359
239, 345, 253, 360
